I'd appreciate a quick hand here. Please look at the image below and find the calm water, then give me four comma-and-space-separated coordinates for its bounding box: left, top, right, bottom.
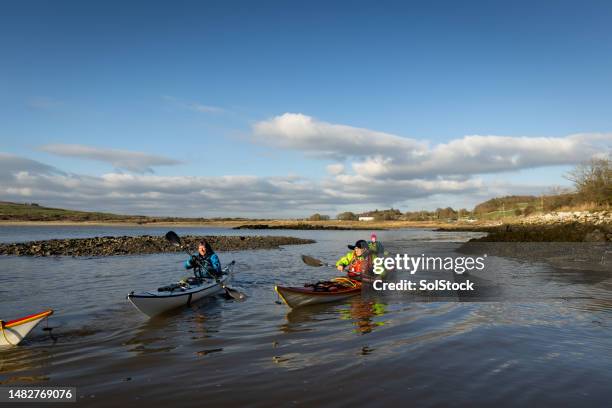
0, 227, 610, 407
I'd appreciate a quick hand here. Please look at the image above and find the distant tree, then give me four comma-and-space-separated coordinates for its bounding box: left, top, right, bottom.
436, 207, 458, 220
548, 185, 573, 196
309, 213, 328, 221
564, 156, 611, 206
434, 208, 442, 219
360, 208, 402, 220
545, 193, 578, 211
404, 211, 430, 221
514, 208, 522, 216
374, 213, 395, 221
337, 211, 358, 221
473, 195, 537, 214
523, 205, 537, 216
403, 211, 417, 221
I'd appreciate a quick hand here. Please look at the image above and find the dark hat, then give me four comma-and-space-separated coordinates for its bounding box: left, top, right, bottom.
348, 239, 368, 250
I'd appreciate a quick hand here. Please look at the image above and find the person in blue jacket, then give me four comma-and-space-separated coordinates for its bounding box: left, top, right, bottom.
184, 240, 222, 279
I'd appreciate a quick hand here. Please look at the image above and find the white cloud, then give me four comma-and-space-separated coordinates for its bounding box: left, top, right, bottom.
253, 113, 612, 178
0, 153, 62, 180
253, 113, 426, 160
364, 133, 610, 179
0, 153, 491, 216
3, 114, 608, 216
39, 144, 182, 173
326, 163, 345, 175
327, 173, 485, 203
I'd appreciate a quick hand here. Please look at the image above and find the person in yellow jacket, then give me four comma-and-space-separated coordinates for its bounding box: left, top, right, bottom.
336, 240, 372, 281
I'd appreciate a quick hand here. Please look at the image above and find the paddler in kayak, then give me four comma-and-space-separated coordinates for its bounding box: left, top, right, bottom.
184, 240, 222, 279
336, 240, 372, 281
368, 233, 385, 258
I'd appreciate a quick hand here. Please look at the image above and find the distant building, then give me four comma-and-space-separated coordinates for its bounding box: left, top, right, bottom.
358, 216, 375, 221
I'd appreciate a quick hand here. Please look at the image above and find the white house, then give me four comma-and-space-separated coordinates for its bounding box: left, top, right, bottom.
358, 216, 375, 221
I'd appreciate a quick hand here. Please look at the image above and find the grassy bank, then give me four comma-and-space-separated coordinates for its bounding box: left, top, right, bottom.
0, 201, 256, 225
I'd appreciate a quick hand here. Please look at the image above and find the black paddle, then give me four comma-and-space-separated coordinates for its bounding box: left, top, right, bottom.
301, 255, 336, 268
301, 254, 362, 277
165, 231, 246, 301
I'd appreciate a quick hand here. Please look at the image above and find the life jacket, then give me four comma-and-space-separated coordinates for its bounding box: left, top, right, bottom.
194, 253, 220, 277
347, 253, 372, 280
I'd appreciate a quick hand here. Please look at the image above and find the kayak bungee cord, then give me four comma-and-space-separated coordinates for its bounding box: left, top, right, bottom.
331, 277, 358, 287
0, 320, 17, 346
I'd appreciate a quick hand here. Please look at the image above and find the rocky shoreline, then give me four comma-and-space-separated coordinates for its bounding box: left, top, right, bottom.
439, 211, 612, 242
0, 235, 315, 257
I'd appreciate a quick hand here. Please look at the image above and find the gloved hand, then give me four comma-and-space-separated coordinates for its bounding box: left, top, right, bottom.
190, 255, 199, 267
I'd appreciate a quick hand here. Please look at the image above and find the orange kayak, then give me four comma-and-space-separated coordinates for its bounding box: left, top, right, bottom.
275, 278, 361, 308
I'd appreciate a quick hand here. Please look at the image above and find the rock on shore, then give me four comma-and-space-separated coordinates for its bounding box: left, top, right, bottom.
520, 211, 611, 227
440, 211, 612, 242
0, 235, 316, 257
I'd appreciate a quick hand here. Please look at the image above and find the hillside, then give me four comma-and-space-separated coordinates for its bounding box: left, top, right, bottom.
0, 201, 145, 222
472, 192, 596, 220
0, 202, 251, 223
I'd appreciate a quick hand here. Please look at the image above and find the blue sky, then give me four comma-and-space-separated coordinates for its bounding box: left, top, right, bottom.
1, 1, 611, 216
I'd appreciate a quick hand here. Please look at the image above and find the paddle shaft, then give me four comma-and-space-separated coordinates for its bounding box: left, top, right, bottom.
180, 247, 207, 279
182, 247, 226, 284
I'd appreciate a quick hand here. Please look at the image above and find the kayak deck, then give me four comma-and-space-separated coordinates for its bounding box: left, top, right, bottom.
275, 278, 362, 309
0, 309, 54, 347
128, 261, 235, 318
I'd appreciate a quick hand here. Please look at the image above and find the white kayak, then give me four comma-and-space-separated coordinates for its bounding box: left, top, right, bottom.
0, 309, 54, 347
127, 261, 235, 318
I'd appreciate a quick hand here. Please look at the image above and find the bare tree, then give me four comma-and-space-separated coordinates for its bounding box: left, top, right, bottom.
564, 156, 611, 206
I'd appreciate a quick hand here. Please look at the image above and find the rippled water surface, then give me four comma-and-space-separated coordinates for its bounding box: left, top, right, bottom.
0, 226, 610, 406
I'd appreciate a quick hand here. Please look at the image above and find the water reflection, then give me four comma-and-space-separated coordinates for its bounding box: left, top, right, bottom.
0, 347, 51, 377
281, 298, 388, 335
121, 298, 225, 355
339, 299, 388, 334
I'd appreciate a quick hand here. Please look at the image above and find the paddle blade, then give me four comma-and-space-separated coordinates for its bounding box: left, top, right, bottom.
225, 287, 247, 302
165, 231, 182, 246
301, 255, 324, 267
